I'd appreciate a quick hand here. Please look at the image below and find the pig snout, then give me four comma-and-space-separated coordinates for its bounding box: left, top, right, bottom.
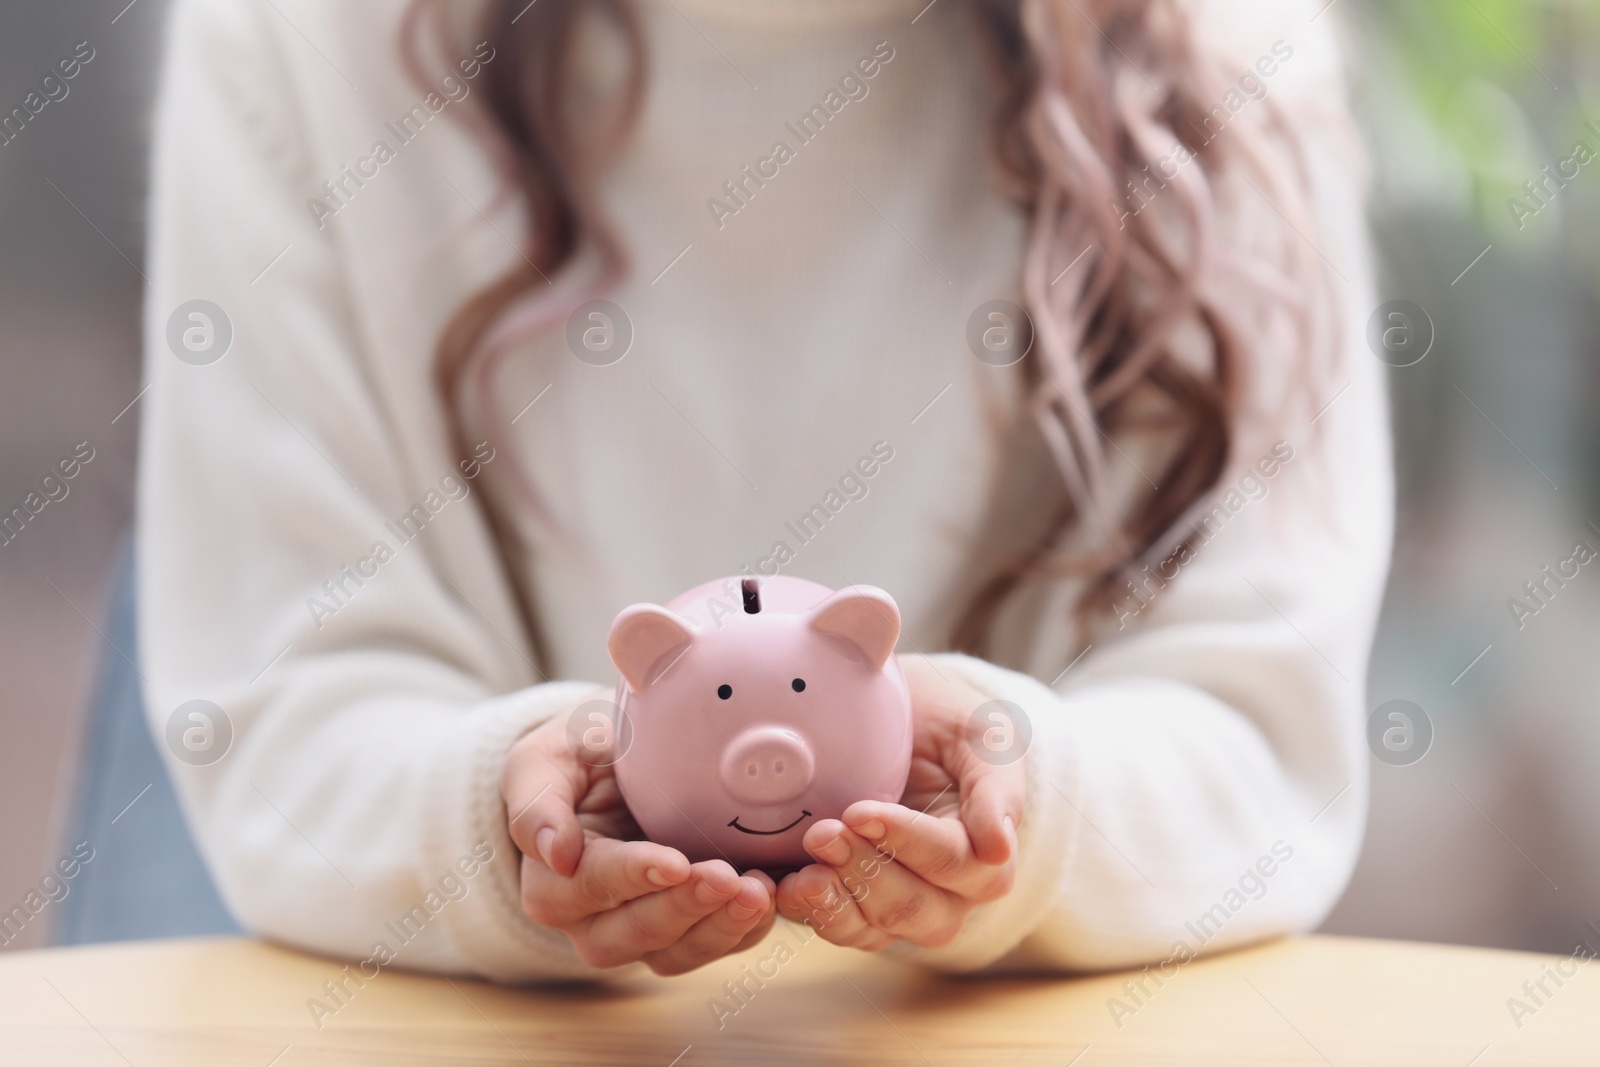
719, 726, 815, 805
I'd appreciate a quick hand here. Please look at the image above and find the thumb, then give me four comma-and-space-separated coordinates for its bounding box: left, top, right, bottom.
954, 741, 1026, 867
503, 720, 589, 878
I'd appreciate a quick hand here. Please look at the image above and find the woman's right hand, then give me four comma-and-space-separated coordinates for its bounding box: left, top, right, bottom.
502, 690, 776, 975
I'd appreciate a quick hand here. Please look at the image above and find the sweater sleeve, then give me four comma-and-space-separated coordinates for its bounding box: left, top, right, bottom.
138, 0, 612, 981
895, 380, 1390, 975
883, 5, 1392, 974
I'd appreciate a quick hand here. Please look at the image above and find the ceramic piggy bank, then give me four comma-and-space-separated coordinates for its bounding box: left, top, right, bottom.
607, 576, 912, 869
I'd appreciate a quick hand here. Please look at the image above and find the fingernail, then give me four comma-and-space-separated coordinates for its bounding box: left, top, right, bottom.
814, 834, 850, 865
535, 827, 555, 866
853, 819, 887, 841
694, 878, 730, 905
646, 866, 672, 887
805, 888, 841, 915
727, 899, 762, 922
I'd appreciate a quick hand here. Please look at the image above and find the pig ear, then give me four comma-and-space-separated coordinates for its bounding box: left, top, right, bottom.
806, 586, 900, 669
608, 605, 699, 691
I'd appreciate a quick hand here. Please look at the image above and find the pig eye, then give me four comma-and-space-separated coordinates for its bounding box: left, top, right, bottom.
717, 684, 732, 700
791, 678, 806, 693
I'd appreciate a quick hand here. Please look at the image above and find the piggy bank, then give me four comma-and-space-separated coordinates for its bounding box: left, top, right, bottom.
607, 576, 912, 870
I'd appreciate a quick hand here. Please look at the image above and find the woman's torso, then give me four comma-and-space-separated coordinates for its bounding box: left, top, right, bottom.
294, 0, 1034, 681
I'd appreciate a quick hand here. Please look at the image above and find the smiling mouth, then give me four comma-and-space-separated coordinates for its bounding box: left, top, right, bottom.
728, 811, 812, 836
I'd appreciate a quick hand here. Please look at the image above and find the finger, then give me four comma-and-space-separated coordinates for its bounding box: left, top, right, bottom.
504, 733, 589, 878
726, 870, 780, 954
641, 873, 776, 976
900, 653, 1027, 866
801, 820, 965, 947
570, 861, 742, 968
840, 802, 1012, 901
950, 735, 1027, 867
519, 836, 691, 929
774, 863, 892, 952
726, 908, 779, 955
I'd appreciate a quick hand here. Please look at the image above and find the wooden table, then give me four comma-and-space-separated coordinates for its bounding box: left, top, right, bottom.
1, 933, 1594, 1065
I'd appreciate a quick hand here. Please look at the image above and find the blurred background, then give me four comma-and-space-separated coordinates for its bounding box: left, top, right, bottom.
1, 0, 1596, 955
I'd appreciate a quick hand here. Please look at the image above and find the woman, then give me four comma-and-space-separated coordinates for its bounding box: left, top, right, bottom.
140, 0, 1390, 980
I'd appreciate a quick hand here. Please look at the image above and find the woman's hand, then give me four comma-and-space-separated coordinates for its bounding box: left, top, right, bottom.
503, 688, 776, 975
774, 655, 1025, 950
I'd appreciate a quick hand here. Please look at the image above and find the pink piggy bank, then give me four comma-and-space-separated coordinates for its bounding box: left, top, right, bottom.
607, 576, 912, 870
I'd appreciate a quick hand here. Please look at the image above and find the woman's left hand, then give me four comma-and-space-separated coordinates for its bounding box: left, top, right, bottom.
774, 654, 1026, 949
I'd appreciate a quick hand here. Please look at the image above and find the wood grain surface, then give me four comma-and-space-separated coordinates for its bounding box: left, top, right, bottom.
1, 932, 1595, 1065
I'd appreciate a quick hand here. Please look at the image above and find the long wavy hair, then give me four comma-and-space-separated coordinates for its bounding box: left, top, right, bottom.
402, 0, 1338, 664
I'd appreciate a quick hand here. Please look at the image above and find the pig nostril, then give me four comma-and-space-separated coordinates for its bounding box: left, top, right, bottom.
774, 760, 785, 774
746, 764, 757, 777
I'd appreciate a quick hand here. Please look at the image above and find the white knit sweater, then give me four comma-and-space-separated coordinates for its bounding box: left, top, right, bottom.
139, 0, 1390, 980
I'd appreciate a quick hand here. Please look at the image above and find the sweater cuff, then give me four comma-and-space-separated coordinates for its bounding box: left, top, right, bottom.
420, 680, 619, 982
882, 652, 1082, 972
